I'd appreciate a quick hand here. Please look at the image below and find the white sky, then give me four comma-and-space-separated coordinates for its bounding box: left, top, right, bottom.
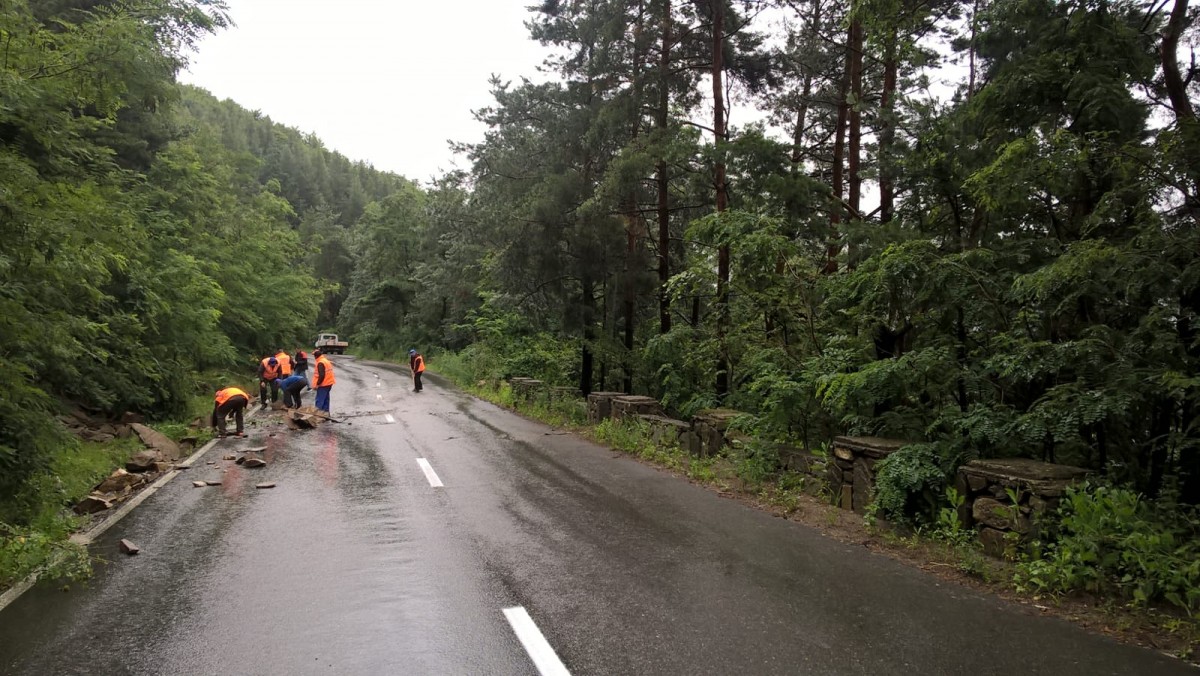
180, 0, 553, 181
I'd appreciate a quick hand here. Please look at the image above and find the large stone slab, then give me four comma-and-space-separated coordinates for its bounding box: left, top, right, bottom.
126, 449, 164, 473
959, 458, 1089, 497
130, 423, 181, 461
832, 436, 907, 460
611, 395, 664, 421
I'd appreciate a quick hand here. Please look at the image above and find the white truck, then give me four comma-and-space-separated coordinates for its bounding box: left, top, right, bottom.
314, 333, 348, 354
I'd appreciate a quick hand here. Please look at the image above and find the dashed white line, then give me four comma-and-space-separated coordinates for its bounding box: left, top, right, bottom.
503, 607, 570, 676
416, 458, 443, 487
376, 381, 382, 388
376, 394, 383, 400
385, 414, 395, 423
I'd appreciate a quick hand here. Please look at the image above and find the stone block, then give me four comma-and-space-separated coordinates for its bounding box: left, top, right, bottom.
131, 423, 182, 461
852, 457, 873, 514
832, 436, 908, 460
639, 415, 689, 448
611, 395, 664, 421
74, 495, 112, 514
126, 450, 164, 473
840, 485, 853, 510
978, 527, 1008, 558
119, 539, 140, 555
972, 497, 1013, 530
586, 392, 625, 423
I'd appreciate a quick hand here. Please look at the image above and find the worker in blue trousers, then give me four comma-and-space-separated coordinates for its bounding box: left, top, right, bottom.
275, 373, 308, 409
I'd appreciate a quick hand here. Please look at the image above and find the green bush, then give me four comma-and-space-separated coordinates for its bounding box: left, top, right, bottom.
0, 521, 92, 589
1015, 485, 1200, 613
871, 444, 949, 526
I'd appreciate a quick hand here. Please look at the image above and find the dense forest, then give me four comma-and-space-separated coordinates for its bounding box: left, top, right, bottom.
345, 0, 1200, 506
0, 0, 407, 518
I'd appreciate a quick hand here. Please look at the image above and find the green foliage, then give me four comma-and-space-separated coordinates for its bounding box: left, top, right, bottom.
0, 522, 92, 590
871, 444, 951, 526
921, 487, 976, 548
1016, 485, 1200, 613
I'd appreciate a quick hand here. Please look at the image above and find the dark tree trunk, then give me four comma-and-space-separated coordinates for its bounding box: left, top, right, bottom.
580, 277, 595, 395
712, 0, 730, 402
657, 0, 673, 335
847, 15, 863, 223
880, 29, 898, 224
827, 23, 851, 274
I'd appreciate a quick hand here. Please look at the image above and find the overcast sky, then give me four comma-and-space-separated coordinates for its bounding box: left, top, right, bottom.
179, 1, 553, 181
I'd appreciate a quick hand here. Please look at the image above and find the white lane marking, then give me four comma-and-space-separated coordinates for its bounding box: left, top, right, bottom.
376, 394, 383, 400
503, 607, 570, 676
376, 381, 382, 388
416, 458, 443, 487
385, 414, 395, 423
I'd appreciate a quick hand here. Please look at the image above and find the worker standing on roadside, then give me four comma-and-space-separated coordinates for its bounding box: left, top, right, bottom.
409, 349, 425, 392
311, 349, 336, 412
212, 387, 249, 437
275, 373, 307, 409
258, 355, 282, 408
274, 348, 293, 377
293, 349, 310, 383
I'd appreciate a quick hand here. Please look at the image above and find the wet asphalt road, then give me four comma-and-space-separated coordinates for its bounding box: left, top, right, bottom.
0, 356, 1194, 675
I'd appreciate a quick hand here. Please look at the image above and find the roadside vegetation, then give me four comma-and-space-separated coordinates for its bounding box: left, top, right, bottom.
430, 348, 1200, 659
0, 1, 411, 589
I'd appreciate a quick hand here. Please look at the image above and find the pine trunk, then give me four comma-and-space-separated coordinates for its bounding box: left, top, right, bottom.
657, 0, 673, 335
712, 0, 730, 402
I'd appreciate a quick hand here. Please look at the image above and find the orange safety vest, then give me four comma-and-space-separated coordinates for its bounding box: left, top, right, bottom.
215, 387, 249, 406
261, 357, 281, 380
413, 355, 425, 373
274, 351, 293, 376
313, 355, 336, 387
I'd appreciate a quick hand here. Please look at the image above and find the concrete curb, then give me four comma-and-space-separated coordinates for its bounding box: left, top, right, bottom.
0, 407, 262, 614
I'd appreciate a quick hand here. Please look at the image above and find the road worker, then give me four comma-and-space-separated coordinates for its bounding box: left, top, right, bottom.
275, 373, 307, 409
258, 355, 282, 408
274, 348, 293, 377
409, 349, 425, 392
311, 349, 336, 413
211, 387, 249, 437
293, 349, 310, 382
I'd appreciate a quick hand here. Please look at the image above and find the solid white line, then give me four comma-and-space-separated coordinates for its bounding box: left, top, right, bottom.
385, 414, 395, 423
503, 607, 570, 676
416, 458, 443, 487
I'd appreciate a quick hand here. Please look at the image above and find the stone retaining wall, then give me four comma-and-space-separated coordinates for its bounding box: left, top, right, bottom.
637, 415, 692, 448
509, 378, 544, 403
955, 458, 1089, 557
689, 409, 743, 457
827, 436, 908, 514
586, 392, 626, 423
611, 395, 664, 421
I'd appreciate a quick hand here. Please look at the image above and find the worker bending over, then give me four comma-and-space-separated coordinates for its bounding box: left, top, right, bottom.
212, 387, 249, 437
258, 355, 282, 408
275, 374, 307, 409
311, 349, 336, 413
